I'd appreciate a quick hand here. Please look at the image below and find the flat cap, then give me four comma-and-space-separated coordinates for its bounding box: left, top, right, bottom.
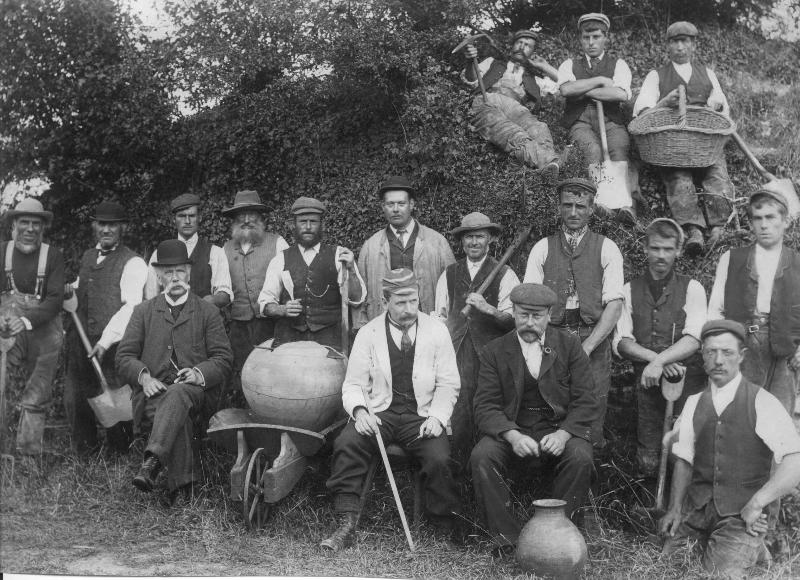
378, 175, 416, 199
510, 283, 557, 308
700, 319, 746, 342
290, 196, 326, 215
170, 193, 201, 213
91, 200, 128, 222
382, 268, 419, 295
666, 21, 698, 39
450, 212, 501, 237
749, 188, 788, 212
578, 13, 610, 32
556, 177, 597, 196
512, 30, 538, 42
646, 217, 685, 247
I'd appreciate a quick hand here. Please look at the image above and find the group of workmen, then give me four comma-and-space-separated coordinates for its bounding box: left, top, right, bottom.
464, 14, 734, 254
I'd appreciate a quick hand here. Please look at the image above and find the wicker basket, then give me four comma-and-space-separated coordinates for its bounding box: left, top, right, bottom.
628, 85, 735, 167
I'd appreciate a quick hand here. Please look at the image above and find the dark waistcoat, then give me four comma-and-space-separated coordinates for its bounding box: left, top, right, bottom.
543, 231, 604, 326
445, 257, 508, 352
562, 53, 624, 128
689, 379, 772, 516
480, 58, 543, 109
77, 245, 138, 338
724, 246, 800, 358
517, 365, 550, 430
188, 237, 213, 298
657, 61, 712, 106
280, 244, 340, 332
386, 318, 417, 414
224, 232, 282, 320
388, 225, 417, 271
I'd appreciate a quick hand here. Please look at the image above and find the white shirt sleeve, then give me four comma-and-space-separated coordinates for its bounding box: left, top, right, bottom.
335, 246, 367, 307
536, 75, 559, 96
434, 270, 449, 318
209, 245, 233, 300
498, 267, 521, 313
461, 57, 495, 88
523, 238, 548, 283
706, 68, 730, 116
257, 252, 287, 312
275, 236, 290, 253
683, 280, 708, 341
613, 59, 633, 100
97, 256, 148, 349
556, 58, 575, 86
633, 70, 661, 116
707, 251, 730, 321
612, 282, 635, 356
600, 239, 625, 305
754, 389, 800, 463
671, 393, 701, 464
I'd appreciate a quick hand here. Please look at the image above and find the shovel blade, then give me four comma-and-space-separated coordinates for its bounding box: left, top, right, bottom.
762, 178, 800, 218
88, 384, 133, 428
589, 161, 634, 209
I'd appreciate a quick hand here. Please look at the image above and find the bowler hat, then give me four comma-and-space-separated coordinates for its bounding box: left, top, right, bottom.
382, 268, 419, 295
512, 30, 538, 43
450, 212, 501, 237
378, 175, 416, 199
291, 196, 326, 215
510, 283, 557, 308
91, 201, 128, 222
749, 188, 788, 212
578, 13, 610, 32
5, 198, 53, 224
170, 193, 201, 213
556, 178, 597, 196
152, 239, 192, 267
222, 190, 267, 217
700, 319, 746, 343
666, 21, 698, 40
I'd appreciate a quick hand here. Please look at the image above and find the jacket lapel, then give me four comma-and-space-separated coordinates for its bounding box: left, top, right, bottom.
504, 333, 525, 400
172, 295, 194, 329
374, 313, 392, 388
413, 221, 425, 265
157, 295, 174, 326
539, 333, 557, 378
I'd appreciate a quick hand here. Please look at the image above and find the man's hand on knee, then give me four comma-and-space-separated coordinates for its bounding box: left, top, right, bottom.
741, 500, 768, 536
539, 429, 572, 457
418, 416, 443, 439
503, 429, 540, 458
141, 374, 168, 398
659, 508, 683, 537
353, 407, 381, 437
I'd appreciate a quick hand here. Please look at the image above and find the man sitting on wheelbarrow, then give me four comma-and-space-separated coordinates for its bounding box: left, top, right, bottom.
633, 21, 733, 256
118, 240, 233, 501
321, 268, 462, 551
258, 196, 366, 349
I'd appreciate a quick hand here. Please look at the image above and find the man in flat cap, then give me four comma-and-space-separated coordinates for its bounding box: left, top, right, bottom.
117, 240, 233, 501
0, 198, 64, 455
557, 13, 638, 223
222, 190, 288, 398
633, 21, 734, 255
433, 212, 519, 461
470, 283, 599, 556
259, 196, 366, 349
461, 30, 565, 175
321, 268, 461, 551
661, 320, 800, 578
356, 176, 455, 327
145, 193, 232, 308
614, 218, 707, 479
64, 200, 148, 453
524, 178, 624, 448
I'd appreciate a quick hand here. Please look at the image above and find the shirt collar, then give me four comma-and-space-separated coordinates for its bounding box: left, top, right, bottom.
585, 52, 605, 64
178, 232, 199, 245
562, 224, 588, 241
516, 331, 545, 351
755, 243, 782, 257
164, 292, 189, 307
710, 372, 742, 395
467, 255, 487, 272
672, 61, 693, 73
301, 242, 321, 254
389, 220, 416, 238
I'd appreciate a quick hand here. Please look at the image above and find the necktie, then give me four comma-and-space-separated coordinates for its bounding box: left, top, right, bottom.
589, 56, 601, 70
389, 318, 413, 352
396, 228, 406, 247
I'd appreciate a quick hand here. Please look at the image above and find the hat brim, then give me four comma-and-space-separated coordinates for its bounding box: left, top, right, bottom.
6, 210, 54, 223
291, 208, 325, 215
222, 203, 267, 216
450, 223, 501, 236
90, 215, 128, 222
152, 258, 193, 267
171, 203, 200, 213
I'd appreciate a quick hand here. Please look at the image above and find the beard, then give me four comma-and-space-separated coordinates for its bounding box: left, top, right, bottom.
231, 221, 266, 245
12, 231, 42, 255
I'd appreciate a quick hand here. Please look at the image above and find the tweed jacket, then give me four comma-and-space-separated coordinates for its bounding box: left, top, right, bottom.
116, 293, 233, 390
355, 222, 455, 327
474, 327, 599, 442
341, 312, 460, 428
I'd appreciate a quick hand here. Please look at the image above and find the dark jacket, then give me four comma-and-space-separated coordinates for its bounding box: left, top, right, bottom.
473, 327, 599, 442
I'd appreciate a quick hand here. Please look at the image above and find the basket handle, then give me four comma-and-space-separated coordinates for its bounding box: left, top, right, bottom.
677, 84, 687, 129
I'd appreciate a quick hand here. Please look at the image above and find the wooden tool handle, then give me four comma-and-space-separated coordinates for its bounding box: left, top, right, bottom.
595, 100, 611, 163
472, 57, 488, 102
339, 261, 350, 357
677, 84, 687, 127
730, 131, 776, 181
69, 311, 110, 391
655, 400, 674, 512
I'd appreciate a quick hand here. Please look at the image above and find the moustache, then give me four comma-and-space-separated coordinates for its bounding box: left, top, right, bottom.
164, 280, 191, 293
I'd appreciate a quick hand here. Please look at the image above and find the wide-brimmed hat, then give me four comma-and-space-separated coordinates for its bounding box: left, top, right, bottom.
152, 239, 192, 267
378, 175, 416, 199
222, 190, 267, 217
91, 201, 128, 222
170, 193, 201, 213
5, 198, 53, 224
450, 212, 501, 237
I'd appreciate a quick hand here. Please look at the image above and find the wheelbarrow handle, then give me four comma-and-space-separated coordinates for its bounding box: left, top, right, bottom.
69, 311, 110, 391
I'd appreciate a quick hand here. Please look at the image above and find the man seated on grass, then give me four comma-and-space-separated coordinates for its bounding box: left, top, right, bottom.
661, 320, 800, 578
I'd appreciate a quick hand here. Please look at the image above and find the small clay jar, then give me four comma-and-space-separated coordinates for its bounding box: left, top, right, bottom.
515, 499, 588, 579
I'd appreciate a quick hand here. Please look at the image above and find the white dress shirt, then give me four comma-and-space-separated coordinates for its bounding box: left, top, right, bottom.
517, 331, 545, 379
461, 57, 559, 97
433, 256, 520, 318
671, 373, 800, 465
707, 245, 782, 320
633, 62, 729, 117
556, 53, 633, 100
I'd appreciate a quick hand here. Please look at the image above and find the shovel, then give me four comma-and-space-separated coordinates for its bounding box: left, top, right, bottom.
589, 100, 634, 210
730, 131, 800, 217
654, 368, 685, 513
63, 294, 132, 428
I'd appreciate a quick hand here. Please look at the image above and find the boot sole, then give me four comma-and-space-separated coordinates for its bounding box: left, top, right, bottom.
319, 536, 354, 552
133, 476, 154, 492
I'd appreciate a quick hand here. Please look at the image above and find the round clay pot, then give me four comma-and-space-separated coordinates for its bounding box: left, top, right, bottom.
515, 498, 588, 579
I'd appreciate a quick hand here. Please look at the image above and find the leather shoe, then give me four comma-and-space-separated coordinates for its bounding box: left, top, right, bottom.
320, 512, 358, 552
684, 227, 704, 256
615, 206, 637, 226
133, 454, 162, 492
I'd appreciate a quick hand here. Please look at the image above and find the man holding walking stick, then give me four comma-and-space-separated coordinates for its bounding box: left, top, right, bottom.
321, 268, 461, 551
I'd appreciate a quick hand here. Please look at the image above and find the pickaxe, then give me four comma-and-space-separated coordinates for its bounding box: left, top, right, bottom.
452, 33, 489, 103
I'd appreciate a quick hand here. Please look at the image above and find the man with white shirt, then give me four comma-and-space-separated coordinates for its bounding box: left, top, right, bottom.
633, 21, 734, 255
64, 201, 148, 453
557, 13, 637, 223
461, 30, 564, 175
144, 193, 232, 307
707, 190, 800, 417
320, 269, 461, 551
470, 283, 598, 556
524, 178, 624, 446
260, 196, 366, 349
356, 176, 455, 327
661, 319, 800, 578
614, 218, 707, 477
433, 212, 519, 460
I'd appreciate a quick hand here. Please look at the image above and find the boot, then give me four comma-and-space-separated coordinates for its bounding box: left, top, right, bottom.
133, 453, 162, 492
320, 512, 358, 552
684, 226, 704, 256
16, 409, 45, 455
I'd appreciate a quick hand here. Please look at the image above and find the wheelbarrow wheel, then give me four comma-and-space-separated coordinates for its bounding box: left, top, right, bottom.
243, 447, 270, 530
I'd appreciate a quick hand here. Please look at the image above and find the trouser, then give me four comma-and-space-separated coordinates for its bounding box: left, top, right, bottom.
568, 114, 630, 165
326, 410, 461, 518
662, 499, 765, 579
449, 334, 480, 465
660, 157, 734, 229
274, 322, 341, 351
4, 317, 63, 455
229, 318, 275, 373
470, 433, 594, 548
469, 93, 557, 170
134, 382, 219, 491
63, 331, 133, 453
741, 325, 797, 416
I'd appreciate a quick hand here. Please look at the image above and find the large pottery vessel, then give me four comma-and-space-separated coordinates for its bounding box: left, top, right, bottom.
515, 499, 588, 579
242, 341, 346, 431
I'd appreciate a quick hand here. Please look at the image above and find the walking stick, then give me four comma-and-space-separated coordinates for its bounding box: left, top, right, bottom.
358, 384, 416, 551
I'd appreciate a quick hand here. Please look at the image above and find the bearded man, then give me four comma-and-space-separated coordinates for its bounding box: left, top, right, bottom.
222, 190, 288, 392
65, 201, 148, 453
0, 199, 64, 455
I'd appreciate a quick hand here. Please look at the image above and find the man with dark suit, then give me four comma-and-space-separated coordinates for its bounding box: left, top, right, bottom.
117, 240, 233, 498
470, 283, 599, 556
